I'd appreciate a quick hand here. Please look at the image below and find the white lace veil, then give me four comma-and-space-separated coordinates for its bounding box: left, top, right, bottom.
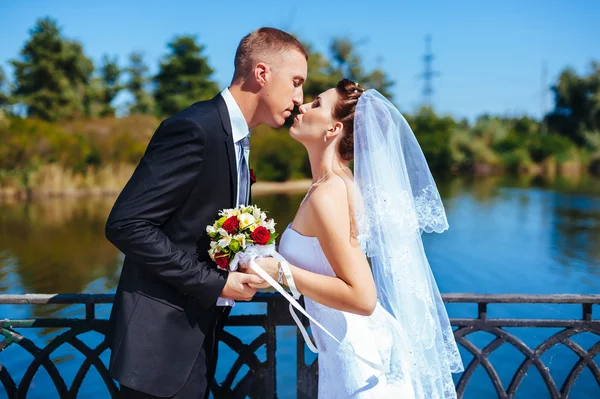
353, 89, 464, 397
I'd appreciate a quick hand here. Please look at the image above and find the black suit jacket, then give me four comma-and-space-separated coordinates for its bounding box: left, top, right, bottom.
105, 94, 239, 396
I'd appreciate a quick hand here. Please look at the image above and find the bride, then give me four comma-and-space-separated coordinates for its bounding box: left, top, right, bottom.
244, 79, 464, 398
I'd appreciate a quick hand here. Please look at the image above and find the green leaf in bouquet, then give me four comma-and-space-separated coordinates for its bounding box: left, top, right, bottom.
217, 216, 227, 227
229, 240, 241, 253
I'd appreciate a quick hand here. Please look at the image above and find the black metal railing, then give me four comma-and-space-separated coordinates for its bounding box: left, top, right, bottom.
1, 293, 599, 398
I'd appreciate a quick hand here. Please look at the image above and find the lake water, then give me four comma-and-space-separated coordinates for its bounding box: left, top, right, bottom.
1, 174, 600, 398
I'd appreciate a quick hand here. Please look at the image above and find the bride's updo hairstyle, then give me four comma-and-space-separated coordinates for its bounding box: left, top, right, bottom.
333, 79, 365, 161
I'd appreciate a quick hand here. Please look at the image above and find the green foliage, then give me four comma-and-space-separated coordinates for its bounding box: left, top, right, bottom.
329, 38, 394, 99
97, 55, 123, 117
546, 62, 600, 145
471, 116, 509, 144
10, 18, 95, 121
528, 134, 575, 163
126, 52, 154, 115
406, 106, 455, 170
301, 42, 340, 102
2, 17, 598, 184
0, 66, 11, 108
501, 148, 535, 172
0, 115, 158, 176
250, 125, 309, 182
493, 134, 524, 154
154, 36, 219, 117
301, 37, 395, 102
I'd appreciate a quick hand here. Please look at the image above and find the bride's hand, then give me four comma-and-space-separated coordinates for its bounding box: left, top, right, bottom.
238, 257, 279, 289
239, 257, 280, 289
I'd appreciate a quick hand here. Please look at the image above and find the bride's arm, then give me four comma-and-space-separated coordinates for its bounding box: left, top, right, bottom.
253, 183, 377, 316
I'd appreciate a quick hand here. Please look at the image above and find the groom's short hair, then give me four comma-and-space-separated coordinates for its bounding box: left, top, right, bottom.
232, 27, 308, 84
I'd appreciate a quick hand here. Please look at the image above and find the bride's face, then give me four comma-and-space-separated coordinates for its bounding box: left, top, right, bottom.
289, 88, 338, 143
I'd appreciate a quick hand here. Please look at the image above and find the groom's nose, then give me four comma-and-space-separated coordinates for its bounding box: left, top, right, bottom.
293, 88, 303, 107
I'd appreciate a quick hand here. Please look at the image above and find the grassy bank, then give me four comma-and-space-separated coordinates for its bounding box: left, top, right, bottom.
1, 111, 599, 201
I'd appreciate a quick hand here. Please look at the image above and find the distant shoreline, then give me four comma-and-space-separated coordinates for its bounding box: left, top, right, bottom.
0, 179, 313, 203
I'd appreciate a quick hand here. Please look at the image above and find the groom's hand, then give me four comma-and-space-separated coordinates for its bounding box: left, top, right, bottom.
220, 272, 264, 301
239, 257, 279, 289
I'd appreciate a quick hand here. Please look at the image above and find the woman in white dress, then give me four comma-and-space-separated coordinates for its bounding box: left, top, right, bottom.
247, 79, 464, 398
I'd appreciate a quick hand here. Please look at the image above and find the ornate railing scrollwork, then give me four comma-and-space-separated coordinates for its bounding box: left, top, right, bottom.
1, 293, 599, 398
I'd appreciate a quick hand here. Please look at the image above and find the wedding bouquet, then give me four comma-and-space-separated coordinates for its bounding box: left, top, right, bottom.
206, 205, 278, 272
206, 206, 349, 358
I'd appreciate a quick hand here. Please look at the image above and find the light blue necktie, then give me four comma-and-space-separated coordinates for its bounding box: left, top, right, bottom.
238, 134, 250, 206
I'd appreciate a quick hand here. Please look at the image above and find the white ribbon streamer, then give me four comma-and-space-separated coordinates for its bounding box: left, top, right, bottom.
230, 244, 384, 371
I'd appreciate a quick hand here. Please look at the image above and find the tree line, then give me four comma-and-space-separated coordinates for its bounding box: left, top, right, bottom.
0, 17, 598, 196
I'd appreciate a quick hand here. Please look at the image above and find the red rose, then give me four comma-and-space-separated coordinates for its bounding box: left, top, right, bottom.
222, 216, 239, 234
215, 253, 230, 270
250, 168, 256, 186
251, 226, 271, 245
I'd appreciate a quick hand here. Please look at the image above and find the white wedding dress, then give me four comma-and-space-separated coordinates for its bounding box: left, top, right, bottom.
271, 89, 462, 398
279, 224, 417, 399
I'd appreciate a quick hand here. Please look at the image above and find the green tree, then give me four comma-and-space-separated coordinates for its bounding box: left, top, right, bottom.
0, 66, 11, 108
329, 38, 394, 99
405, 106, 456, 171
154, 36, 219, 117
81, 55, 122, 118
546, 62, 600, 145
98, 55, 122, 116
127, 52, 154, 114
301, 42, 339, 102
10, 18, 94, 121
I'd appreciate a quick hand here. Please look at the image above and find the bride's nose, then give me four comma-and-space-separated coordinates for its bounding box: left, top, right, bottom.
298, 103, 309, 114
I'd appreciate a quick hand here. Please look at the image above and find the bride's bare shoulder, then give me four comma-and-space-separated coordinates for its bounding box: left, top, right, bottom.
306, 175, 353, 225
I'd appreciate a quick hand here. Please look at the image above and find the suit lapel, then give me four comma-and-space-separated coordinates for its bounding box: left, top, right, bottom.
215, 94, 238, 208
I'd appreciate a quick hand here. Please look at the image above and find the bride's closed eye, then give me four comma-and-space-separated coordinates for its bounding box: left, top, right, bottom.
312, 99, 320, 108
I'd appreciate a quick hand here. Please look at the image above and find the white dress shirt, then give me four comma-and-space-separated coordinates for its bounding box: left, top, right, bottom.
220, 88, 250, 205
217, 88, 250, 307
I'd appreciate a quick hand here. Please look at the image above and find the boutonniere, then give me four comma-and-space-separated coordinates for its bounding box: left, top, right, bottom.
250, 168, 256, 186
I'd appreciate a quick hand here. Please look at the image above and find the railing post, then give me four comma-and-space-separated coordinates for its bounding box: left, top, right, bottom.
265, 298, 277, 398
583, 303, 592, 322
478, 302, 487, 319
85, 302, 95, 321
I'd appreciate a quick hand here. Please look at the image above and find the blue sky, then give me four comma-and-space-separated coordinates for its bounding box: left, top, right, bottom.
1, 0, 598, 122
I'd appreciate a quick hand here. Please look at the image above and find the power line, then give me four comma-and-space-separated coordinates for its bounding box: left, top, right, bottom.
541, 60, 548, 133
418, 35, 440, 106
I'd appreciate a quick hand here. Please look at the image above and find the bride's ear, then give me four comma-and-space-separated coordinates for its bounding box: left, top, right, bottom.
327, 121, 344, 138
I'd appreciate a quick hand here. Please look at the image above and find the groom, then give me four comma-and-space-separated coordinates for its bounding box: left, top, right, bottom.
105, 27, 308, 398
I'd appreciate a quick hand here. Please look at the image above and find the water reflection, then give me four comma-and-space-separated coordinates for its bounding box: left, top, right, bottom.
0, 197, 121, 317
2, 175, 600, 398
0, 174, 599, 315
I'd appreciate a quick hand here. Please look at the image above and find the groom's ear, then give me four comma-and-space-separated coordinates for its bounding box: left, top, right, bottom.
255, 62, 269, 87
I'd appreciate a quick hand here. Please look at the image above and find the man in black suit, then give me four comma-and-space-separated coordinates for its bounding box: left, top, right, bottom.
105, 27, 308, 398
